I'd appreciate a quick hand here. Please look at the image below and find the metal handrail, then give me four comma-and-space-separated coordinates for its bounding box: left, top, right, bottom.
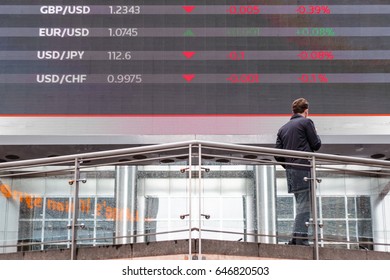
1, 140, 390, 260
4, 228, 388, 252
0, 141, 194, 169
1, 140, 390, 170
0, 228, 190, 249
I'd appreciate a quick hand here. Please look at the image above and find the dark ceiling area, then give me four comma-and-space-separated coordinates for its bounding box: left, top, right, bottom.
0, 143, 389, 165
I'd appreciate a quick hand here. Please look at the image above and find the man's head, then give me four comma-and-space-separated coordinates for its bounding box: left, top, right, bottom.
292, 98, 309, 116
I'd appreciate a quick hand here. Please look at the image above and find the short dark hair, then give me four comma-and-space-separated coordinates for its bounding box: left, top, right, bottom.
292, 98, 309, 114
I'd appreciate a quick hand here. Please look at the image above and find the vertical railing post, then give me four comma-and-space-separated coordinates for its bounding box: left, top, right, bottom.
310, 155, 320, 260
198, 144, 202, 260
70, 158, 81, 260
188, 144, 192, 259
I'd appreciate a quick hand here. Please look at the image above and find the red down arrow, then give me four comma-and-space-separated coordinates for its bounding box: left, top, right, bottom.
182, 6, 196, 13
182, 51, 196, 59
182, 74, 196, 82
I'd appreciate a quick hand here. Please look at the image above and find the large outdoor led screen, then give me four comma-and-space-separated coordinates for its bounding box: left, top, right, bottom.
0, 0, 389, 118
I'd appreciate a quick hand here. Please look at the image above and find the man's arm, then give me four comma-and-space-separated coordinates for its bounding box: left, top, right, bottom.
274, 133, 286, 168
306, 119, 321, 151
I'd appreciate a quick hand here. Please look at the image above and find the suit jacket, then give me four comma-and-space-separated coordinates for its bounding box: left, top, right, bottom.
275, 114, 321, 170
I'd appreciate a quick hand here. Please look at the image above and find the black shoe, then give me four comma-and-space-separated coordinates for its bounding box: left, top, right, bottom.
287, 239, 297, 245
288, 233, 309, 246
295, 240, 310, 246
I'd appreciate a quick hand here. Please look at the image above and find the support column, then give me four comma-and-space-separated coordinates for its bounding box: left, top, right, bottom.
372, 181, 390, 252
115, 166, 137, 244
254, 165, 277, 244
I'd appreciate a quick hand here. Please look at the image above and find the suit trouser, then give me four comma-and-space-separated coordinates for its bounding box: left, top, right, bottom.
286, 168, 312, 244
292, 188, 311, 244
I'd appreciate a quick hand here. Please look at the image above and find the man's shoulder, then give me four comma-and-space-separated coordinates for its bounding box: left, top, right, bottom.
301, 117, 314, 123
292, 116, 314, 125
279, 115, 314, 131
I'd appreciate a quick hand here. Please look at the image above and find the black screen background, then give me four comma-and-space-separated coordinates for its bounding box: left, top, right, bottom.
0, 0, 389, 115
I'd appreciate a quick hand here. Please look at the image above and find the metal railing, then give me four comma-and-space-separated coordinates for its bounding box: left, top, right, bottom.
1, 140, 390, 260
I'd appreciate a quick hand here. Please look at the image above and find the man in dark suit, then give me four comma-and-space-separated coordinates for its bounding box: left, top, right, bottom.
275, 98, 321, 245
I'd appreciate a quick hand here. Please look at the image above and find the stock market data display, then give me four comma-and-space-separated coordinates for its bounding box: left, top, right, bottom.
0, 0, 389, 115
